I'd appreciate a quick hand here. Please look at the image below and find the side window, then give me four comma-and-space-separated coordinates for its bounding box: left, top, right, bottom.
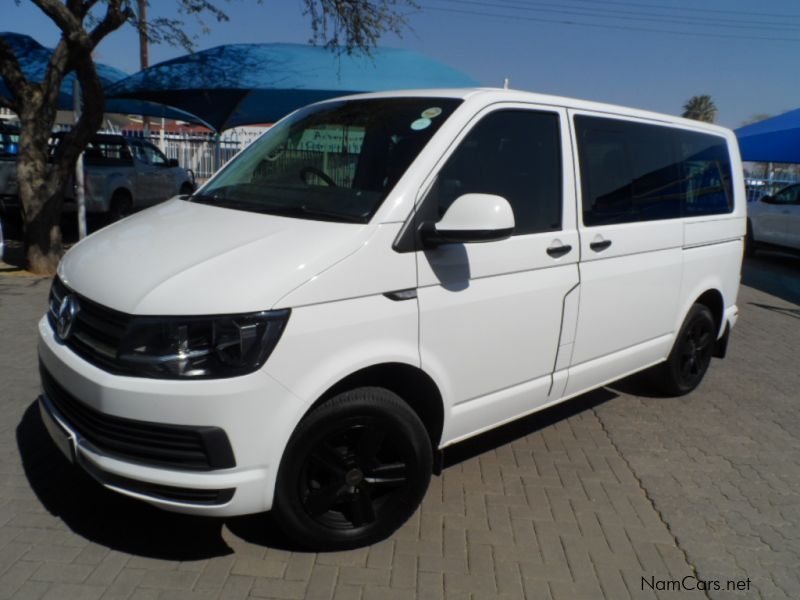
774, 185, 800, 205
428, 109, 562, 235
679, 131, 733, 216
576, 117, 682, 225
83, 140, 133, 166
141, 142, 168, 166
129, 140, 148, 163
575, 116, 733, 225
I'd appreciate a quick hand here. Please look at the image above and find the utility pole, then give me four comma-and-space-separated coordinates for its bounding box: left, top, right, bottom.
73, 81, 87, 240
137, 0, 150, 136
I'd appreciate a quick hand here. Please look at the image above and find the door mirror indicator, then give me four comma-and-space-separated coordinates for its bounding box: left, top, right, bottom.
420, 193, 515, 248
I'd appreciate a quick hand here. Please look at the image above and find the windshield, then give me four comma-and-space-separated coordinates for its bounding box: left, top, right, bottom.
193, 97, 462, 223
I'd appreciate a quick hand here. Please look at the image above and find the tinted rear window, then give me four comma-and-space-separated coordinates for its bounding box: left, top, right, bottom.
575, 116, 733, 226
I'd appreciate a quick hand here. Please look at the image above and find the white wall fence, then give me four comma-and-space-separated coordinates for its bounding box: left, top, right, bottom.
118, 126, 269, 182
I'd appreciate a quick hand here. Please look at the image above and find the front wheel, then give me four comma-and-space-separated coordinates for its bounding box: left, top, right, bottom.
273, 387, 432, 550
651, 304, 716, 396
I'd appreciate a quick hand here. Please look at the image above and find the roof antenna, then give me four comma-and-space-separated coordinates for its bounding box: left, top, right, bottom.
503, 77, 510, 90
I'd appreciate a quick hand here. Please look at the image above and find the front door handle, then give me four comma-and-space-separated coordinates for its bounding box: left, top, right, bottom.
590, 239, 612, 252
546, 244, 572, 258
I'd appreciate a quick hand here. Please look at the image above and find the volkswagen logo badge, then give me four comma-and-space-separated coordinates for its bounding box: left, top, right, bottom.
56, 295, 80, 342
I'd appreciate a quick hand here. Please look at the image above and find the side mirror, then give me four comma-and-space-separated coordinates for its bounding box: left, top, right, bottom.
167, 158, 179, 168
420, 193, 515, 248
761, 195, 776, 204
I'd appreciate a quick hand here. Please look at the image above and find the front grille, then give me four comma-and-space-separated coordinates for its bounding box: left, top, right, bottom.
79, 458, 235, 505
48, 277, 132, 374
40, 364, 236, 471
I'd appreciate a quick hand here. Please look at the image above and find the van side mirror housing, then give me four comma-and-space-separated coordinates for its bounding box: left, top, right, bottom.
167, 158, 180, 168
420, 193, 515, 248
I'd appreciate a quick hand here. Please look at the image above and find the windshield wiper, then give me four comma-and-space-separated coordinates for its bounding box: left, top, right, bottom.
190, 193, 366, 223
191, 194, 262, 211
260, 204, 366, 223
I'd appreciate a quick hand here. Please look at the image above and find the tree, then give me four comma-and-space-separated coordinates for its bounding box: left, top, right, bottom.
740, 113, 772, 127
681, 95, 718, 123
0, 1, 417, 274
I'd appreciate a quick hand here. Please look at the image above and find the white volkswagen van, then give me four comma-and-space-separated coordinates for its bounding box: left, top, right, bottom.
38, 89, 745, 549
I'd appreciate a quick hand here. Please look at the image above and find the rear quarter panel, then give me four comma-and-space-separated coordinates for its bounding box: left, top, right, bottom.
676, 129, 745, 335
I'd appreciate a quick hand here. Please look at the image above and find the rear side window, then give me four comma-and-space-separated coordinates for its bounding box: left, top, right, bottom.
575, 116, 733, 226
427, 109, 562, 235
84, 140, 134, 166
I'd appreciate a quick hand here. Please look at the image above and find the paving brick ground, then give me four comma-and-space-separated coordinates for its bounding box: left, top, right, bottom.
0, 252, 798, 600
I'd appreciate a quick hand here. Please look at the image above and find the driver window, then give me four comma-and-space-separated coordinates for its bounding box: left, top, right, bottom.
775, 186, 800, 204
426, 109, 563, 236
129, 141, 149, 164
142, 142, 168, 166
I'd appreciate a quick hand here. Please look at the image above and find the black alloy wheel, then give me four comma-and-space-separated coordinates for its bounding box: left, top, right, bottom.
653, 304, 716, 396
678, 316, 714, 385
273, 388, 432, 550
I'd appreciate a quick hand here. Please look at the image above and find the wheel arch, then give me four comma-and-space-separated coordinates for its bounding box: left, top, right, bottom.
179, 180, 194, 194
111, 186, 132, 201
308, 362, 445, 450
694, 288, 724, 336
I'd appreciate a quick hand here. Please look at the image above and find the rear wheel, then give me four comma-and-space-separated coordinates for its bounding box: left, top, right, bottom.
651, 304, 716, 396
273, 387, 432, 550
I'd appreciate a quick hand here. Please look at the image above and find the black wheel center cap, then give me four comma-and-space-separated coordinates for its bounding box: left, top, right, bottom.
345, 468, 364, 486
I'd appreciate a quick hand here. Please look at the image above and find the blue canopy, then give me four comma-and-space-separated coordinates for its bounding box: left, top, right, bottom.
736, 108, 800, 164
106, 43, 478, 131
0, 32, 202, 123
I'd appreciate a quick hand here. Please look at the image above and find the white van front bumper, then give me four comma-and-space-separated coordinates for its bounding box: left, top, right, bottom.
37, 316, 300, 517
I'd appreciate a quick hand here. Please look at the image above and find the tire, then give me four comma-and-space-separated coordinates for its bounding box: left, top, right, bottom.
109, 190, 133, 222
273, 387, 432, 551
744, 219, 756, 258
651, 304, 716, 396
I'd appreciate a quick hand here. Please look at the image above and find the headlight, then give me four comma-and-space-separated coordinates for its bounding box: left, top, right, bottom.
117, 310, 290, 379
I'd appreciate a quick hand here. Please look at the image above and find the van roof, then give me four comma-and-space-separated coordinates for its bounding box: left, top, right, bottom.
325, 88, 733, 136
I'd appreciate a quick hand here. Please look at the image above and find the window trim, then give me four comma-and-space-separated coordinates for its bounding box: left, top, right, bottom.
393, 101, 573, 253
569, 109, 735, 229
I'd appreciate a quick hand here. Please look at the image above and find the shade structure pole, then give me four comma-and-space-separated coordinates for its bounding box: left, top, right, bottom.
73, 80, 87, 240
214, 133, 221, 173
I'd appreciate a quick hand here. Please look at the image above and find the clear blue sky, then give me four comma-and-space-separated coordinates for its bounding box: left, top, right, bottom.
7, 0, 800, 127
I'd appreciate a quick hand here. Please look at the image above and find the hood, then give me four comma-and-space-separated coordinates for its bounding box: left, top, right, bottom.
59, 199, 369, 315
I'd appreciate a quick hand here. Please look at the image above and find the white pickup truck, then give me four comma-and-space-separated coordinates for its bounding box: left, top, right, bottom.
0, 129, 195, 220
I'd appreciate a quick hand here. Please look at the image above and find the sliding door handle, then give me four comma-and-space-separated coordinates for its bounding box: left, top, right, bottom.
546, 244, 572, 258
590, 239, 612, 252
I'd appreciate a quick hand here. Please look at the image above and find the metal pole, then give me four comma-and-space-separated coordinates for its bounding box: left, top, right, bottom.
137, 0, 151, 133
73, 80, 87, 240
